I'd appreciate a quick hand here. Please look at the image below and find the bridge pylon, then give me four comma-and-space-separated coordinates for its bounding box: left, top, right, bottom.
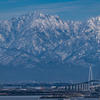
88, 66, 93, 90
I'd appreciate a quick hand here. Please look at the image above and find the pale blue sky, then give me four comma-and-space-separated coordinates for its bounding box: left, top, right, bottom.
0, 0, 100, 22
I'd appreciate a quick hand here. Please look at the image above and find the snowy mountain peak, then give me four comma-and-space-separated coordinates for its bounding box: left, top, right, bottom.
18, 12, 46, 21
0, 12, 100, 82
11, 17, 17, 21
0, 12, 100, 68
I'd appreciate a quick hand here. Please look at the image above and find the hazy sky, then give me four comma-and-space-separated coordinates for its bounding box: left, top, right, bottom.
0, 0, 100, 22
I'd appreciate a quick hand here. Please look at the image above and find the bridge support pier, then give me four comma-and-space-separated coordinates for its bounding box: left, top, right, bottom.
76, 84, 78, 90
67, 85, 69, 90
73, 85, 75, 90
70, 85, 72, 90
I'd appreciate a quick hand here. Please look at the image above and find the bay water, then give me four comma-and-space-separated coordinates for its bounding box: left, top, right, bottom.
0, 96, 58, 100
0, 96, 99, 100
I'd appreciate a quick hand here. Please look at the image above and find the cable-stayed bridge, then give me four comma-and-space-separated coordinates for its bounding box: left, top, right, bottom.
65, 67, 100, 91
65, 80, 100, 90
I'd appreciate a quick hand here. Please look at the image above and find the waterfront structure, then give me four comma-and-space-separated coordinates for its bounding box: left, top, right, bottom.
64, 66, 100, 91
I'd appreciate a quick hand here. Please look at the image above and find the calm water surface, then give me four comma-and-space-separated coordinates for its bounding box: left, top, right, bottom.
0, 96, 98, 100
0, 96, 58, 100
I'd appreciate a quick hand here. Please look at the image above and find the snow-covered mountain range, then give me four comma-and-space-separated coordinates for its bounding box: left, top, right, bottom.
0, 12, 100, 82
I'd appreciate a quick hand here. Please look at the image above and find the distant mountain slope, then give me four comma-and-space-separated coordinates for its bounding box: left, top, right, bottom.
0, 12, 100, 82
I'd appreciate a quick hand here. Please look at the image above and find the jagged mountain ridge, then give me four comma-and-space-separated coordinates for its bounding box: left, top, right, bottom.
0, 12, 100, 82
